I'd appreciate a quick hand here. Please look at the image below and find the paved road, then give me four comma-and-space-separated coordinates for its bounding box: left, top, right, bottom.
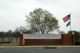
0, 47, 80, 53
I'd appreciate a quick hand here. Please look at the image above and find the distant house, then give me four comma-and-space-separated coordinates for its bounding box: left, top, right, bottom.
20, 34, 75, 45
0, 37, 10, 43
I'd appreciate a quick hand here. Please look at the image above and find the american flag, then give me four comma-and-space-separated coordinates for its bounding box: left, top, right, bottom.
63, 14, 70, 22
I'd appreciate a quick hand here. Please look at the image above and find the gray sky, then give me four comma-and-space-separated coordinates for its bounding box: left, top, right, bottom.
0, 0, 80, 32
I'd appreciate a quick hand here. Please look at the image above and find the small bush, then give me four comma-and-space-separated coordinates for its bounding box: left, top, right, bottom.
75, 40, 80, 45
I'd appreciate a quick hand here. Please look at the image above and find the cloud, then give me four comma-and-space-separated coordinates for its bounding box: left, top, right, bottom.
0, 0, 80, 32
72, 18, 80, 25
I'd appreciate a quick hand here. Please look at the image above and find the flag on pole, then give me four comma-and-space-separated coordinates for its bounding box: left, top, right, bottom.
63, 14, 70, 22
63, 13, 71, 34
66, 21, 70, 26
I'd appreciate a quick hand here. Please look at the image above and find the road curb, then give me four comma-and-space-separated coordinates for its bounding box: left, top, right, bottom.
0, 46, 80, 48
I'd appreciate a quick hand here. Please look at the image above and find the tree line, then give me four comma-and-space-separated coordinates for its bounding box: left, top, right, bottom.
0, 26, 32, 37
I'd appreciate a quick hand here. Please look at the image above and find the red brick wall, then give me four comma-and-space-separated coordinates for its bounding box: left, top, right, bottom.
24, 39, 62, 45
19, 34, 75, 45
61, 34, 75, 45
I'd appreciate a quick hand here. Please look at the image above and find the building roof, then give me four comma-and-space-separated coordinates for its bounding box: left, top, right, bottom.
23, 34, 61, 39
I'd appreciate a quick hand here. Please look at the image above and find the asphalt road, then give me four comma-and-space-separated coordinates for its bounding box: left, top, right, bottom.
0, 47, 80, 53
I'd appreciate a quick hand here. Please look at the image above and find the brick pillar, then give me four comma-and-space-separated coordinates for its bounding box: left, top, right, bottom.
19, 33, 24, 46
72, 35, 75, 45
61, 34, 75, 45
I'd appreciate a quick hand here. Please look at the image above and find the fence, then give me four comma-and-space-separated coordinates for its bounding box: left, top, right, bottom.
0, 37, 20, 46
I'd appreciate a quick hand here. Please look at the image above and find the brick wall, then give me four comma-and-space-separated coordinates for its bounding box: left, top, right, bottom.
19, 34, 75, 45
24, 39, 62, 45
61, 34, 75, 45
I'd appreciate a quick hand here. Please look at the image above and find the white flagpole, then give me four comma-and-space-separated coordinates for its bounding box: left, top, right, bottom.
70, 13, 71, 34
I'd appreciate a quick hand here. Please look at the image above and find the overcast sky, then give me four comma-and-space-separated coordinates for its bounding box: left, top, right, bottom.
0, 0, 80, 32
